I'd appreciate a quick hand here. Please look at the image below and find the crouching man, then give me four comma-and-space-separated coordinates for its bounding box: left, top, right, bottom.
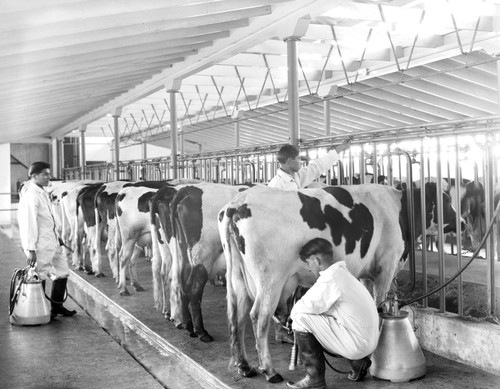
18, 161, 77, 320
287, 238, 379, 389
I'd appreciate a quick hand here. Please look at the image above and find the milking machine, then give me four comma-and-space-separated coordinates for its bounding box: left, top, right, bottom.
9, 266, 51, 326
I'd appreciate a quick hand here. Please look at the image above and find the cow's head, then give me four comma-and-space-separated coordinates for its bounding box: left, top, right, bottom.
460, 181, 485, 250
424, 182, 465, 236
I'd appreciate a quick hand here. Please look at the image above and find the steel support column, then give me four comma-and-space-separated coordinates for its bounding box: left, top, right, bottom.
141, 141, 148, 160
235, 121, 240, 148
113, 111, 121, 181
324, 99, 331, 136
79, 125, 86, 178
57, 138, 64, 176
285, 36, 301, 146
50, 137, 59, 179
169, 89, 179, 179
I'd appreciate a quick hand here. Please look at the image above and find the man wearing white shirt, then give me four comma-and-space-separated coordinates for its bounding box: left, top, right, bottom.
268, 139, 350, 190
18, 161, 77, 320
287, 238, 379, 389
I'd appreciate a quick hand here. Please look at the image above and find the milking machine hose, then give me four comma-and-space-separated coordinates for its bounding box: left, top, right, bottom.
401, 201, 500, 308
9, 268, 26, 315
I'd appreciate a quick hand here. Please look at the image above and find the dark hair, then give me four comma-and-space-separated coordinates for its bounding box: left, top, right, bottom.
28, 161, 50, 177
277, 144, 300, 164
299, 238, 333, 262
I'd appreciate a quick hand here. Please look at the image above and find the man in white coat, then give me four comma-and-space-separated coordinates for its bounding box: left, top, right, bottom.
287, 238, 379, 389
268, 139, 351, 190
18, 161, 76, 319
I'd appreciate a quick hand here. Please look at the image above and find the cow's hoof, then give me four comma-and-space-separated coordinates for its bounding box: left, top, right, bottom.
119, 290, 130, 296
133, 285, 145, 292
95, 273, 106, 278
188, 330, 198, 338
199, 333, 214, 342
85, 269, 95, 275
266, 373, 284, 383
237, 364, 258, 378
75, 266, 84, 271
175, 323, 183, 329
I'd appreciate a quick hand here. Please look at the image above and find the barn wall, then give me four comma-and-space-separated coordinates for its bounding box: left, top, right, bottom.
0, 143, 11, 225
10, 143, 50, 194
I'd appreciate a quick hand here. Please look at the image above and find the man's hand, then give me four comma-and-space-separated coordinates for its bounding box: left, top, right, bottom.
333, 137, 352, 153
27, 250, 36, 267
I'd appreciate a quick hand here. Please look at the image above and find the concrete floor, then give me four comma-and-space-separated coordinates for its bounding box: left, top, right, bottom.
2, 225, 500, 389
0, 229, 165, 389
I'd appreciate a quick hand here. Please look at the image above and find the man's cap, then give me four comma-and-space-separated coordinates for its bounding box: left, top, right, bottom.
28, 161, 50, 177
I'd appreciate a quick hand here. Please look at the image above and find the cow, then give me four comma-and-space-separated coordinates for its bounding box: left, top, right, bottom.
115, 181, 171, 296
47, 180, 101, 271
94, 181, 132, 280
62, 181, 103, 272
152, 183, 250, 342
76, 183, 106, 276
218, 182, 461, 383
458, 180, 500, 252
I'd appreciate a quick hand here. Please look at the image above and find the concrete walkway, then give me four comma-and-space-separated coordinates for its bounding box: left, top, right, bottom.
0, 228, 164, 389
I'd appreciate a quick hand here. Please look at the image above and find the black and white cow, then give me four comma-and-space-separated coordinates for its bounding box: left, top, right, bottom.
151, 182, 249, 342
218, 183, 461, 383
115, 181, 171, 296
94, 181, 132, 281
77, 183, 106, 276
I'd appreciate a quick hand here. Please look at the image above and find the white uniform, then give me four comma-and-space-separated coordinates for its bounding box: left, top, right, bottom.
18, 182, 69, 280
291, 261, 379, 360
268, 150, 340, 190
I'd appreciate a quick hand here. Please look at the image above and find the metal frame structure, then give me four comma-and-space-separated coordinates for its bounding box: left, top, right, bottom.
64, 118, 500, 318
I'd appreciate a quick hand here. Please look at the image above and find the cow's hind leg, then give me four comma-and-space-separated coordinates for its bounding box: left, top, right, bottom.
250, 291, 284, 383
188, 264, 213, 342
129, 245, 145, 292
228, 268, 256, 378
373, 249, 403, 306
118, 240, 135, 296
178, 264, 196, 336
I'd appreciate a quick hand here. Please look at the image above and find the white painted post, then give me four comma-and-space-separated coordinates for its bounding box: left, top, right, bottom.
324, 99, 331, 136
50, 137, 59, 179
113, 108, 122, 181
79, 125, 86, 179
0, 143, 11, 225
235, 121, 240, 148
285, 36, 301, 147
168, 89, 179, 179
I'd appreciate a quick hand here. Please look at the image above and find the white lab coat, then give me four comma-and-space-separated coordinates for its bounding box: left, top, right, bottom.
268, 150, 340, 190
291, 261, 379, 360
18, 182, 69, 280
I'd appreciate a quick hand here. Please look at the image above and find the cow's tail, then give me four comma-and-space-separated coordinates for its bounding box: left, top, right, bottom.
218, 204, 239, 368
149, 191, 164, 313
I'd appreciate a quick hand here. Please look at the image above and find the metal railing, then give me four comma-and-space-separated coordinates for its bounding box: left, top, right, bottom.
63, 125, 500, 318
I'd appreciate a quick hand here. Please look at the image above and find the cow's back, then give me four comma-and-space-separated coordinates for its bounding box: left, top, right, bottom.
228, 184, 404, 281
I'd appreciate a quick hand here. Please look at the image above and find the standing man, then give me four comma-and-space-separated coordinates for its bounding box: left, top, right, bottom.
268, 139, 351, 189
18, 161, 77, 320
268, 139, 351, 342
287, 238, 379, 389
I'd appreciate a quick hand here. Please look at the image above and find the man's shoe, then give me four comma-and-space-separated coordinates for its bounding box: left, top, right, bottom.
274, 321, 294, 344
286, 331, 326, 389
347, 356, 371, 382
50, 278, 77, 318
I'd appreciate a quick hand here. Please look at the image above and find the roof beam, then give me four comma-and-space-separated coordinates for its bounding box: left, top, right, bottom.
52, 0, 337, 136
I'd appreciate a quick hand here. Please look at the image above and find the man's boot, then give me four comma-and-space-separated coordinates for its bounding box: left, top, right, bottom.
275, 321, 294, 344
347, 356, 371, 382
287, 331, 326, 389
51, 278, 77, 319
